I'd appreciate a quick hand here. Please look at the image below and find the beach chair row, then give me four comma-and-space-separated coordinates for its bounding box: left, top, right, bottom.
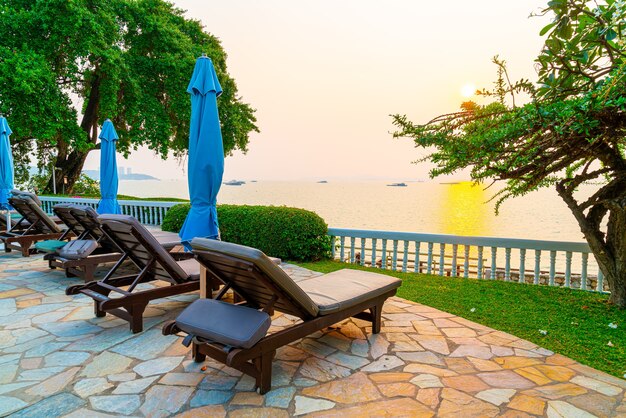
0, 190, 402, 393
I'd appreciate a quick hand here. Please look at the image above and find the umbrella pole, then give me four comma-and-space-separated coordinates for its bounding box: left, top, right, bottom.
5, 210, 9, 232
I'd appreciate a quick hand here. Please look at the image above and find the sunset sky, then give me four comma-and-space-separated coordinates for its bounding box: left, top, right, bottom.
84, 0, 550, 181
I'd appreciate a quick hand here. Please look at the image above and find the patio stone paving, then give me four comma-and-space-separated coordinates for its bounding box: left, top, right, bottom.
1, 250, 625, 417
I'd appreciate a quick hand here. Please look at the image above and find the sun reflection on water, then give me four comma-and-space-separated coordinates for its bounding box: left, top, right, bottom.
439, 182, 492, 237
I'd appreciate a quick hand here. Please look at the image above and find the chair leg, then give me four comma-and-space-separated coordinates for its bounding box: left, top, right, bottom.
129, 303, 148, 334
371, 303, 383, 334
82, 265, 96, 282
192, 343, 206, 363
256, 351, 274, 394
94, 302, 106, 318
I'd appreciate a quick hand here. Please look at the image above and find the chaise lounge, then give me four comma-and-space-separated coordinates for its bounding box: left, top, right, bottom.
163, 238, 401, 394
66, 214, 201, 333
0, 194, 69, 256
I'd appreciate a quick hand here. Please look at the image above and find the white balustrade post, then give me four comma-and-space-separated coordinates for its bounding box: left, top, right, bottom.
392, 240, 398, 271
517, 248, 526, 283
371, 238, 377, 268
350, 237, 356, 264
339, 236, 345, 262
505, 248, 511, 281
463, 245, 470, 278
549, 250, 557, 286
402, 241, 409, 273
427, 242, 433, 275
490, 247, 497, 280
565, 251, 572, 288
438, 243, 445, 276
360, 238, 366, 266
581, 253, 589, 290
534, 250, 541, 285
414, 241, 421, 273
381, 239, 388, 270
477, 246, 484, 279
451, 244, 458, 277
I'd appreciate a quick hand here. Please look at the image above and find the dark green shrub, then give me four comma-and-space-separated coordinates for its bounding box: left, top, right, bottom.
162, 204, 332, 261
161, 203, 191, 233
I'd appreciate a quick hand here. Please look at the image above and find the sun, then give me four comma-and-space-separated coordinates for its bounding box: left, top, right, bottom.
461, 83, 476, 98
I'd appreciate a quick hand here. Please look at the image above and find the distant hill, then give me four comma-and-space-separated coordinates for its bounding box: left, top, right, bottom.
82, 170, 159, 181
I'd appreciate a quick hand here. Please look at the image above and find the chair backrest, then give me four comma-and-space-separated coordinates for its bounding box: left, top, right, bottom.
69, 206, 116, 251
98, 214, 190, 284
11, 189, 42, 206
8, 195, 61, 234
190, 238, 319, 319
52, 204, 88, 238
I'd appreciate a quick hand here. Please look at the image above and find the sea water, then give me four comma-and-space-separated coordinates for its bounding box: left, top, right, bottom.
118, 179, 593, 243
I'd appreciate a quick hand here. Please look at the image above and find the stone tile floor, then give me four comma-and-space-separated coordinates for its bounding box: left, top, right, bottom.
0, 251, 625, 417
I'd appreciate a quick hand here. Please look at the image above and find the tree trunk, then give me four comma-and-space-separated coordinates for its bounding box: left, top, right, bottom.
47, 150, 91, 194
44, 73, 101, 194
557, 181, 626, 308
604, 198, 626, 307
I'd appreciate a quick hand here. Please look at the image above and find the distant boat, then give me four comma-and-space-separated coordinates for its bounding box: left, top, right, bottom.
317, 180, 328, 184
387, 182, 407, 187
250, 180, 257, 183
224, 180, 246, 186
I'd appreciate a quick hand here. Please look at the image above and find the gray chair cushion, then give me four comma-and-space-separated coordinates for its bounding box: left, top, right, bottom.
191, 238, 320, 318
11, 189, 42, 206
58, 239, 98, 260
10, 195, 62, 233
175, 299, 271, 349
177, 258, 201, 279
297, 269, 402, 315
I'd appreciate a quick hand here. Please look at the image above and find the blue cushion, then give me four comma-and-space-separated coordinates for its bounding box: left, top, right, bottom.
34, 240, 67, 253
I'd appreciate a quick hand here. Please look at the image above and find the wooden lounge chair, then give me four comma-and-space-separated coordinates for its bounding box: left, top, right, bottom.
0, 195, 69, 256
66, 214, 200, 333
163, 238, 402, 394
46, 205, 180, 282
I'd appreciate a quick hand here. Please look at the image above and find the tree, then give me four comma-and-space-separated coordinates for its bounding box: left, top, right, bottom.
0, 0, 258, 192
391, 0, 626, 306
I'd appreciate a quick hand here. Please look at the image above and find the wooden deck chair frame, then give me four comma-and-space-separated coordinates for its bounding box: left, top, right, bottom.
163, 244, 398, 394
1, 195, 68, 256
44, 204, 122, 281
66, 215, 199, 333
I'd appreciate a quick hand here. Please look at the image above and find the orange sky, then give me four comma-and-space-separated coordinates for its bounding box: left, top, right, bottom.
84, 0, 550, 181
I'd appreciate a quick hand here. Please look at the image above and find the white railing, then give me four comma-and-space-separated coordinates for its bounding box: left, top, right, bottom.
33, 198, 607, 292
39, 196, 181, 226
328, 228, 606, 293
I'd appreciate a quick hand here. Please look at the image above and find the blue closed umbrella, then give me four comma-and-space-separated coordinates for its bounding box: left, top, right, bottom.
97, 119, 121, 214
179, 56, 224, 245
0, 116, 14, 211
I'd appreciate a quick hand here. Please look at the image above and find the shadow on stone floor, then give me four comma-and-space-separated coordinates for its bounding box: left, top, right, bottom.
0, 251, 625, 417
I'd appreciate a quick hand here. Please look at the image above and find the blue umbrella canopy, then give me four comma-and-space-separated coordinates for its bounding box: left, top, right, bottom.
179, 56, 224, 245
0, 117, 14, 210
97, 119, 121, 214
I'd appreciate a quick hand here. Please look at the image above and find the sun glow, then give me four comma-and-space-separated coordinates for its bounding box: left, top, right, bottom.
461, 83, 476, 98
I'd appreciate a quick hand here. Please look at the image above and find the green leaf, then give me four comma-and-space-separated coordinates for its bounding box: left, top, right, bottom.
605, 29, 617, 41
540, 22, 556, 36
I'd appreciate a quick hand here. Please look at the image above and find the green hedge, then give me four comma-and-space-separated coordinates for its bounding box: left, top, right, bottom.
162, 204, 332, 261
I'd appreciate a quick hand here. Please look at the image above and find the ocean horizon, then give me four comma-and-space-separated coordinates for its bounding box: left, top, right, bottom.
117, 179, 591, 244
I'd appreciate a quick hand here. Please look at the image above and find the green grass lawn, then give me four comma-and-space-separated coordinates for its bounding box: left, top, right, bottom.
296, 260, 626, 379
